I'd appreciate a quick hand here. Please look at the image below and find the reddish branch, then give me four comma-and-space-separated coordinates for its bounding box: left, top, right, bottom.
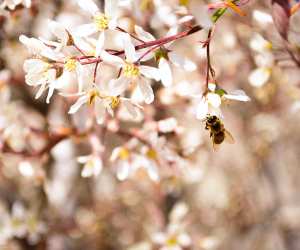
78, 25, 203, 65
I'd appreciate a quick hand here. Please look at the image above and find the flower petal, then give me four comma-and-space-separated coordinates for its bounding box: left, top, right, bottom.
101, 49, 124, 67
134, 25, 155, 42
224, 90, 251, 102
158, 58, 172, 87
248, 67, 271, 87
207, 93, 221, 108
117, 161, 130, 181
73, 23, 98, 37
122, 34, 137, 62
108, 76, 131, 96
68, 95, 88, 114
168, 52, 196, 71
94, 99, 106, 124
138, 78, 154, 104
77, 0, 99, 16
139, 66, 160, 81
95, 31, 105, 57
196, 97, 208, 120
105, 0, 118, 18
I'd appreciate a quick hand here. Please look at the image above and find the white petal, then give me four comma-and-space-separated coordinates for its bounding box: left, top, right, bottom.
158, 58, 172, 87
145, 162, 159, 182
23, 59, 47, 74
108, 76, 131, 96
196, 97, 208, 120
177, 233, 191, 247
94, 99, 106, 124
77, 155, 90, 163
95, 32, 105, 57
138, 79, 154, 104
76, 64, 94, 93
122, 34, 137, 62
105, 0, 118, 17
48, 20, 68, 46
168, 52, 196, 71
207, 93, 221, 108
77, 0, 99, 16
139, 66, 160, 81
81, 164, 94, 177
35, 84, 47, 99
248, 67, 271, 87
134, 25, 155, 42
117, 161, 130, 181
68, 95, 88, 114
73, 23, 98, 37
108, 17, 118, 30
92, 156, 103, 176
224, 90, 251, 102
100, 50, 124, 67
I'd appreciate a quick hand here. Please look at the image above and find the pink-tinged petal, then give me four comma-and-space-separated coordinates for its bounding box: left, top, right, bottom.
168, 52, 196, 71
68, 95, 88, 114
77, 0, 99, 16
108, 76, 131, 96
117, 161, 130, 181
122, 99, 138, 118
73, 23, 98, 37
122, 34, 137, 62
105, 0, 118, 17
138, 78, 154, 104
94, 98, 106, 124
95, 31, 105, 57
100, 50, 124, 67
139, 66, 160, 81
158, 58, 172, 87
196, 97, 208, 120
110, 147, 122, 161
134, 25, 155, 42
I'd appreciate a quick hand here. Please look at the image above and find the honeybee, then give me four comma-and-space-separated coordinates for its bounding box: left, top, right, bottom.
205, 115, 234, 150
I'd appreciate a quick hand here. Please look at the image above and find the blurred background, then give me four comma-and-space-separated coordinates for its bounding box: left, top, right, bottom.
1, 0, 300, 249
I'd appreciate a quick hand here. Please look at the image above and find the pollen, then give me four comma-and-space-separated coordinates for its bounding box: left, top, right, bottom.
166, 236, 178, 246
94, 14, 109, 31
123, 63, 140, 78
64, 59, 77, 72
146, 149, 157, 160
108, 96, 120, 109
88, 89, 100, 105
119, 147, 130, 160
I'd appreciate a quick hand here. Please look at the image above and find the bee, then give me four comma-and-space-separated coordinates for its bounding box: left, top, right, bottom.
205, 115, 234, 150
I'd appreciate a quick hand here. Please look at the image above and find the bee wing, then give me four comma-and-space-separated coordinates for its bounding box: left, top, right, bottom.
224, 130, 235, 144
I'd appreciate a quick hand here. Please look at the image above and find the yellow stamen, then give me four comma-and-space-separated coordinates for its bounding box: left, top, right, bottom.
119, 147, 130, 160
94, 14, 110, 31
225, 1, 246, 16
108, 96, 120, 109
166, 236, 178, 246
64, 59, 77, 72
88, 89, 100, 105
146, 149, 157, 160
123, 63, 140, 78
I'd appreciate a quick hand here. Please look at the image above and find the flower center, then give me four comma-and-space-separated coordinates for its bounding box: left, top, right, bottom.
94, 14, 110, 31
146, 149, 157, 160
119, 147, 130, 160
123, 63, 140, 78
166, 236, 178, 246
64, 59, 77, 72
